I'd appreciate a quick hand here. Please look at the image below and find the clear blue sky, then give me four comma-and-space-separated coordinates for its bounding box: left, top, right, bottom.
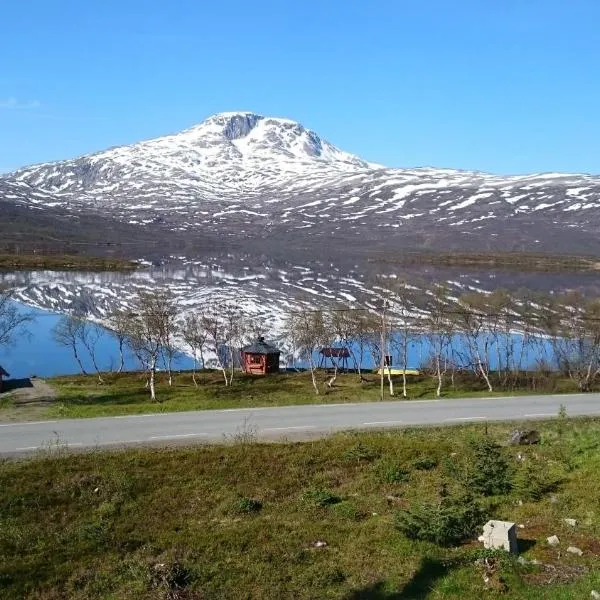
1, 0, 599, 175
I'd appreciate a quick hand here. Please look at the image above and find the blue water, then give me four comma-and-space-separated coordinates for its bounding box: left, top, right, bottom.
310, 333, 552, 372
0, 302, 194, 379
1, 301, 555, 379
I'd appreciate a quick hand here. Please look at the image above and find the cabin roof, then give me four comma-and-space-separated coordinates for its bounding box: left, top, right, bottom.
0, 365, 9, 377
242, 336, 280, 355
319, 347, 351, 358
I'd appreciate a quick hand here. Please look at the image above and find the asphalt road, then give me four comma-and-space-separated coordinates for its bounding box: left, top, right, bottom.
2, 393, 600, 456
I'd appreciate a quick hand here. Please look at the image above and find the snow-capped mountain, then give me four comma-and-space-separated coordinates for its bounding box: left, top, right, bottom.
2, 111, 600, 257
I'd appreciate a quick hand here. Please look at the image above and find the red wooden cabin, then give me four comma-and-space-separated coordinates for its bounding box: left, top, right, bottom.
0, 365, 9, 392
241, 337, 280, 375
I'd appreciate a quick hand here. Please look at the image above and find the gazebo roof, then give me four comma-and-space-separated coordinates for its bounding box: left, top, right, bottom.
242, 336, 280, 355
320, 347, 351, 358
0, 365, 9, 377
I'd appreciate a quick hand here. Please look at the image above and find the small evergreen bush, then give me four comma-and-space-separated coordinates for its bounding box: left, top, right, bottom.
234, 496, 263, 514
343, 443, 379, 463
468, 438, 512, 496
332, 501, 365, 521
412, 456, 438, 471
394, 492, 487, 546
301, 488, 341, 508
513, 459, 557, 501
373, 458, 410, 484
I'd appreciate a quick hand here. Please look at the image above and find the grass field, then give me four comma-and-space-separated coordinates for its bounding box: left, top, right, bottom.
0, 253, 138, 271
2, 418, 600, 599
0, 369, 585, 421
0, 369, 590, 422
368, 250, 600, 272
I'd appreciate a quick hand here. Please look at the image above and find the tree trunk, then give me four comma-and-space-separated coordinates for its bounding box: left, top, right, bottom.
220, 366, 229, 386
308, 355, 320, 395
402, 339, 408, 398
380, 308, 386, 401
476, 352, 493, 392
149, 358, 157, 401
87, 346, 104, 384
118, 339, 124, 374
436, 354, 443, 397
192, 355, 198, 387
229, 348, 235, 386
326, 358, 338, 388
73, 346, 88, 375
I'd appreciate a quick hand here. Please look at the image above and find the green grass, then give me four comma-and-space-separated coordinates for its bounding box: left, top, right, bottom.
2, 418, 600, 598
0, 253, 138, 271
25, 369, 586, 420
368, 250, 600, 272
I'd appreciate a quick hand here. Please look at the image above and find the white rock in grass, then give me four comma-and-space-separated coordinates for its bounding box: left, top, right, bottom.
567, 546, 583, 556
547, 535, 560, 546
564, 518, 578, 527
590, 590, 600, 599
480, 520, 518, 553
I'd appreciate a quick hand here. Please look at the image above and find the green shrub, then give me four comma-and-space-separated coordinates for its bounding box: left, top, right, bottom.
394, 492, 487, 547
468, 438, 512, 496
332, 501, 365, 521
78, 519, 111, 546
412, 456, 439, 471
373, 458, 410, 484
513, 460, 558, 501
233, 496, 263, 514
301, 488, 341, 508
343, 443, 379, 463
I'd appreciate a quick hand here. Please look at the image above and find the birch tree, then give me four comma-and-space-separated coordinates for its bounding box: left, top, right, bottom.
0, 286, 33, 350
200, 302, 245, 386
125, 290, 179, 401
107, 309, 130, 374
286, 308, 329, 395
79, 321, 106, 383
424, 286, 452, 397
384, 280, 414, 398
181, 313, 207, 386
542, 293, 600, 392
52, 315, 88, 375
456, 292, 494, 392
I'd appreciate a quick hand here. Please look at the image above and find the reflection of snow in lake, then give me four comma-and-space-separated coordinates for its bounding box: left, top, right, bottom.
0, 302, 193, 379
1, 300, 553, 380
1, 260, 593, 378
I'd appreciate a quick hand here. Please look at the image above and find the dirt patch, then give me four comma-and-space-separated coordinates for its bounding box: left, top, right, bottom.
523, 562, 588, 586
0, 378, 56, 422
2, 378, 56, 404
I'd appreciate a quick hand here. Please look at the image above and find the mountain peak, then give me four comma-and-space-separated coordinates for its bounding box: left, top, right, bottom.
204, 112, 264, 140
175, 111, 374, 168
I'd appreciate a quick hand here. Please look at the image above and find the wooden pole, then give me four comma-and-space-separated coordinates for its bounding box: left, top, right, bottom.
380, 301, 386, 402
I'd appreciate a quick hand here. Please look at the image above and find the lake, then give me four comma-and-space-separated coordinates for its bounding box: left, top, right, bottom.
0, 299, 554, 380
0, 302, 194, 379
2, 261, 589, 379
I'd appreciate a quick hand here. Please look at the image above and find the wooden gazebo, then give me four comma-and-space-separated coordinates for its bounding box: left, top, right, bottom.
241, 337, 280, 375
318, 347, 350, 371
0, 365, 9, 392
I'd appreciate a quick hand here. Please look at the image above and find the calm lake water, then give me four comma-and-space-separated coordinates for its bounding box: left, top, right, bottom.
2, 261, 581, 379
0, 300, 553, 380
0, 302, 194, 379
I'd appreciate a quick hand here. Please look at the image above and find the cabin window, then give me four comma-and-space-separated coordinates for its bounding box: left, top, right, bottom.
249, 355, 262, 365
